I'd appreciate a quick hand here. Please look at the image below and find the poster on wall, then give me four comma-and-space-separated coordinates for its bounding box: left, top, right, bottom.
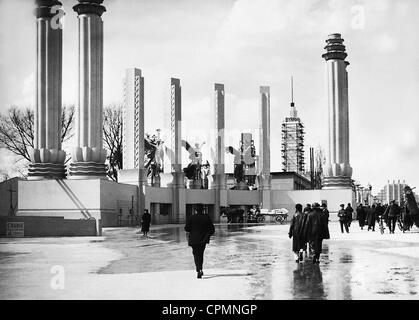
6, 222, 24, 237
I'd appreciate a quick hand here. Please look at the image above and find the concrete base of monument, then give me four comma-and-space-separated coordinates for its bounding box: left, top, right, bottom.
27, 163, 66, 180
17, 179, 138, 234
0, 215, 98, 237
322, 176, 353, 189
118, 168, 147, 185
271, 188, 355, 219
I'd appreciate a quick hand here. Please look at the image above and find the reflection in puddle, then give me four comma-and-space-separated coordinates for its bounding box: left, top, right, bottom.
293, 262, 325, 299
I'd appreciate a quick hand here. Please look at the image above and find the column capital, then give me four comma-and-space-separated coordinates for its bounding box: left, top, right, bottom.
322, 33, 349, 62
73, 0, 106, 17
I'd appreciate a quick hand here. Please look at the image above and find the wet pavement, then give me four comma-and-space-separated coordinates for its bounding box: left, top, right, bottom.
99, 222, 419, 299
1, 221, 419, 299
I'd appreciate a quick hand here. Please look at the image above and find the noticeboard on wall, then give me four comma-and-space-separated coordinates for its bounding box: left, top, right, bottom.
6, 222, 24, 237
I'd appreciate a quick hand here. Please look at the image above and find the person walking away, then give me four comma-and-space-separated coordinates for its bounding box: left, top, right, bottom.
356, 204, 366, 230
338, 204, 349, 233
304, 203, 329, 264
385, 200, 401, 234
288, 204, 307, 262
141, 209, 151, 237
345, 203, 354, 228
301, 204, 311, 257
321, 203, 330, 239
367, 204, 376, 231
185, 204, 215, 278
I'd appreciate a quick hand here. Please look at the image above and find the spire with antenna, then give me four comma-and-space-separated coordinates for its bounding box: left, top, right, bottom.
290, 76, 297, 118
291, 76, 294, 107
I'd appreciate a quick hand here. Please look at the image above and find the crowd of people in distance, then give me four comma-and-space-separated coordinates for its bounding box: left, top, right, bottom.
288, 203, 330, 264
288, 199, 415, 265
342, 200, 413, 234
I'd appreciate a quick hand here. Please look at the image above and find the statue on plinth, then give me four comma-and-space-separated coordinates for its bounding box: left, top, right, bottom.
145, 132, 164, 186
226, 133, 258, 190
182, 140, 209, 189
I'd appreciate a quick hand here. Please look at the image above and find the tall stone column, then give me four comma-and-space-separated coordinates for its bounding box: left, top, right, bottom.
259, 86, 271, 209
212, 83, 227, 222
322, 33, 353, 189
169, 78, 184, 223
69, 0, 107, 179
29, 0, 66, 180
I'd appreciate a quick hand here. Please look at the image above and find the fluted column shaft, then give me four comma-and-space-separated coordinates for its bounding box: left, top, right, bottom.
322, 33, 353, 189
29, 0, 66, 180
69, 0, 107, 179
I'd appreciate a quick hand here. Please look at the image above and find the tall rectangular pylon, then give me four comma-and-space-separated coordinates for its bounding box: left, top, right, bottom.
212, 83, 226, 190
212, 83, 227, 222
259, 86, 271, 209
123, 68, 145, 170
169, 78, 185, 223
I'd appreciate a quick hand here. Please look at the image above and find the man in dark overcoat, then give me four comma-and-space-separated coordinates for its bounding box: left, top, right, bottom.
185, 204, 215, 278
356, 204, 366, 230
141, 209, 151, 237
385, 200, 401, 234
304, 203, 329, 264
288, 204, 307, 262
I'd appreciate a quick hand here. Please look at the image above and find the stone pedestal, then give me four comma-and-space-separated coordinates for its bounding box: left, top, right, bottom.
29, 0, 66, 179
69, 0, 107, 179
187, 179, 203, 189
322, 33, 353, 189
236, 181, 249, 190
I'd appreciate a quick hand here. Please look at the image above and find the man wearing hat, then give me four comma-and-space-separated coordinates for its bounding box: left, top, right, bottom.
385, 200, 401, 234
338, 204, 349, 233
185, 204, 215, 278
304, 203, 329, 263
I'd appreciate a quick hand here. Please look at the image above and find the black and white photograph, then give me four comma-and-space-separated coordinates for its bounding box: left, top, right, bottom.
0, 0, 418, 311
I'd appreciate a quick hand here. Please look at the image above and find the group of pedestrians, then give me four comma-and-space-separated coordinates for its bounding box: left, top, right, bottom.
353, 201, 406, 234
337, 203, 354, 233
355, 203, 386, 232
288, 203, 330, 264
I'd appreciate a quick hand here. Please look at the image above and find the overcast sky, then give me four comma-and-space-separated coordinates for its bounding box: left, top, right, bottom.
0, 0, 418, 193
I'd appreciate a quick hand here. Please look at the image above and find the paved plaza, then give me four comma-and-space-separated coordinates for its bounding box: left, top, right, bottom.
1, 221, 419, 300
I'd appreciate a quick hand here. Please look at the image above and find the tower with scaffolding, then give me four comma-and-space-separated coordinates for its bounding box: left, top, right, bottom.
281, 77, 305, 174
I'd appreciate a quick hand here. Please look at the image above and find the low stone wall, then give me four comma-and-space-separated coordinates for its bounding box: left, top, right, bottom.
0, 216, 98, 237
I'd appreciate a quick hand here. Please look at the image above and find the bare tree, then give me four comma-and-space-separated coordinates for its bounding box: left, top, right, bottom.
314, 146, 326, 189
103, 104, 123, 181
0, 105, 75, 162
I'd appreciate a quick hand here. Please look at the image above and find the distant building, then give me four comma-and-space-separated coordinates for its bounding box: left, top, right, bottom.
375, 180, 418, 205
281, 77, 305, 174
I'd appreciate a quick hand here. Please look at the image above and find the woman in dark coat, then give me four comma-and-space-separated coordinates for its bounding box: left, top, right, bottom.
141, 209, 151, 237
366, 204, 376, 231
288, 204, 307, 262
356, 204, 366, 230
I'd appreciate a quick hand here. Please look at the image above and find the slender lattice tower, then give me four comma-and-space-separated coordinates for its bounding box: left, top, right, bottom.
281, 77, 305, 174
